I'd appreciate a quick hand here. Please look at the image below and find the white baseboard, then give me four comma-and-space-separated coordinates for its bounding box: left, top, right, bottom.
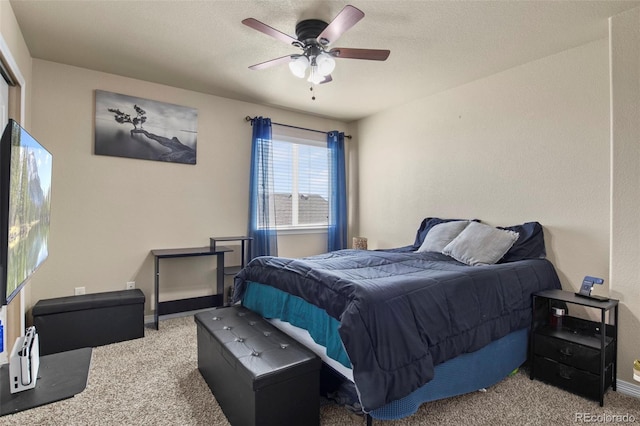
617, 379, 640, 399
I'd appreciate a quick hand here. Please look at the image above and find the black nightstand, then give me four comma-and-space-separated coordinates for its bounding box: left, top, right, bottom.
529, 289, 618, 406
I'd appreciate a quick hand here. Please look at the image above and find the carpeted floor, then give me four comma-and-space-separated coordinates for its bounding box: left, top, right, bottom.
1, 315, 639, 425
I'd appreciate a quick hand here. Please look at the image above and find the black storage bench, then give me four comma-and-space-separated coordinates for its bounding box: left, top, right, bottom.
32, 289, 145, 356
195, 306, 321, 426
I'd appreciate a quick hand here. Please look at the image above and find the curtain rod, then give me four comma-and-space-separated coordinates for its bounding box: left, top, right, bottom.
245, 116, 352, 139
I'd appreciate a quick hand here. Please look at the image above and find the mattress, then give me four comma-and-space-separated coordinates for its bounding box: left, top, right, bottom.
268, 317, 353, 382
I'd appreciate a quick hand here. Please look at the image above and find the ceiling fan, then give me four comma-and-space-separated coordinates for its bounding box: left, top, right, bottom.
242, 5, 390, 85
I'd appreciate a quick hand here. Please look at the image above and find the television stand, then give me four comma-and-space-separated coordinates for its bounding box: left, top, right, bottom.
0, 347, 91, 416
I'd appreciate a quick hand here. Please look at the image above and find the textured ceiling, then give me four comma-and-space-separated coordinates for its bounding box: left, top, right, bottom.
9, 0, 640, 122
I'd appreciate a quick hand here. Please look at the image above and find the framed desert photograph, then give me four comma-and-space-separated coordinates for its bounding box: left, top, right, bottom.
95, 90, 198, 164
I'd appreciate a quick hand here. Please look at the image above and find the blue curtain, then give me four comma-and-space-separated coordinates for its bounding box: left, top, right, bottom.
248, 117, 278, 258
328, 131, 347, 251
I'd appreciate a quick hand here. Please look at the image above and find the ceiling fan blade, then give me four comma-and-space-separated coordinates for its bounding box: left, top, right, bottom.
320, 75, 333, 84
316, 5, 364, 45
242, 18, 298, 45
248, 55, 294, 70
329, 48, 390, 61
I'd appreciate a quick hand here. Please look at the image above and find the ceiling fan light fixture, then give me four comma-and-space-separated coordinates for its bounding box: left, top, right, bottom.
316, 52, 336, 76
307, 65, 325, 85
244, 5, 389, 87
288, 55, 309, 78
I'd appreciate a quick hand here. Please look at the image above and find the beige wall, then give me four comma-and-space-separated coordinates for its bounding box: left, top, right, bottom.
356, 38, 610, 282
355, 37, 634, 374
27, 59, 347, 315
610, 8, 640, 390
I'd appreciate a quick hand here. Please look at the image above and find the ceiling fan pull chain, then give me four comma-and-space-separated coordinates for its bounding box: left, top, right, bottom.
310, 86, 316, 101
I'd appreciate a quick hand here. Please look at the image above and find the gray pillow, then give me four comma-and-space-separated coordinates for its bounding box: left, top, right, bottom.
442, 221, 519, 266
417, 220, 470, 252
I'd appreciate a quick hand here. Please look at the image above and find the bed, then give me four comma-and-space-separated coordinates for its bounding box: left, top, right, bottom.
232, 218, 562, 420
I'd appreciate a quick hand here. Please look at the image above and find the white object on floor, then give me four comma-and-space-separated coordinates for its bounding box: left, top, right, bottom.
9, 326, 40, 393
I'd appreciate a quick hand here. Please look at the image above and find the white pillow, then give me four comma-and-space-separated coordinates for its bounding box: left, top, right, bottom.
417, 220, 470, 253
442, 221, 519, 266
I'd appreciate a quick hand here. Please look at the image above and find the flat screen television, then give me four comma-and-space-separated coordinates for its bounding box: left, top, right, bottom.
0, 119, 52, 305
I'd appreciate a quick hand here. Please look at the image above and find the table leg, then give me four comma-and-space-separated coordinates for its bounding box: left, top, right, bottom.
613, 305, 618, 391
154, 256, 160, 330
600, 309, 606, 406
216, 252, 225, 297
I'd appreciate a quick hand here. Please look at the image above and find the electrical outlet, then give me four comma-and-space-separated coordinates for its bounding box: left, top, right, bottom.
126, 281, 135, 290
74, 287, 86, 296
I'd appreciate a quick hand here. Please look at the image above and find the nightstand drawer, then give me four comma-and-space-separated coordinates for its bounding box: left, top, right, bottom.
534, 333, 613, 374
533, 356, 612, 401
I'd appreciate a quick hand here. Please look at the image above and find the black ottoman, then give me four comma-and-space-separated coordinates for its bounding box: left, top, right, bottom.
32, 289, 145, 355
195, 306, 321, 426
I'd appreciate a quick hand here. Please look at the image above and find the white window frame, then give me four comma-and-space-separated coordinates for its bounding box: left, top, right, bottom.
270, 126, 329, 233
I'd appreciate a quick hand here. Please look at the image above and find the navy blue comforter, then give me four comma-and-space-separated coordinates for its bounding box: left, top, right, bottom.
233, 248, 561, 411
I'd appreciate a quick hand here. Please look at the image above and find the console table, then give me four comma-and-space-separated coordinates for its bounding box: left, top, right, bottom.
151, 246, 232, 330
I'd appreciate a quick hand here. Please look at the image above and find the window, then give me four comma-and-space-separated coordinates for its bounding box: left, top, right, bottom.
271, 127, 329, 230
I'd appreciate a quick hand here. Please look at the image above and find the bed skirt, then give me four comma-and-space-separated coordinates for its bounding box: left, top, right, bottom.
369, 327, 527, 419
